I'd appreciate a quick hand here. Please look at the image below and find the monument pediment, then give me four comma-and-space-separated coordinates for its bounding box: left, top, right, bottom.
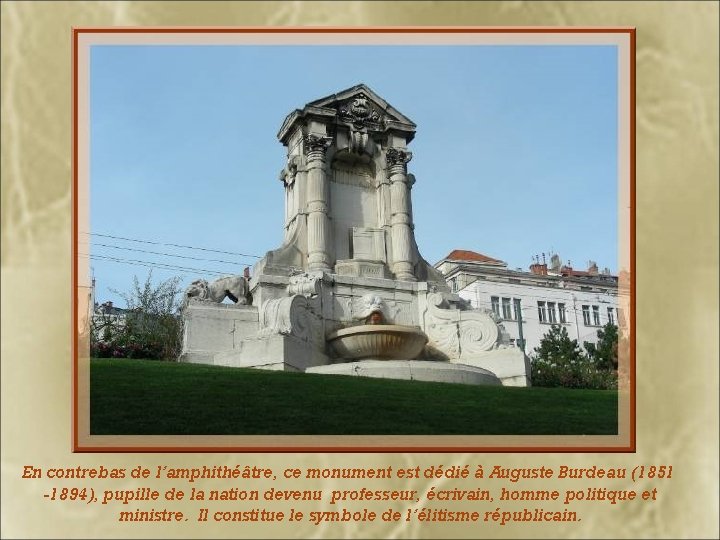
278, 83, 416, 144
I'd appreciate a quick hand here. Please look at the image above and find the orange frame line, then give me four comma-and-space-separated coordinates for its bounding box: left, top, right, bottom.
72, 26, 636, 453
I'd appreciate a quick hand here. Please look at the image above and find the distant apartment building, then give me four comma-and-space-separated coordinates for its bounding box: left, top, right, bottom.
91, 300, 129, 340
89, 278, 128, 340
434, 250, 622, 355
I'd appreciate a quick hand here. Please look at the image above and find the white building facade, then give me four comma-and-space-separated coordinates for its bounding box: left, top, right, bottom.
435, 250, 621, 355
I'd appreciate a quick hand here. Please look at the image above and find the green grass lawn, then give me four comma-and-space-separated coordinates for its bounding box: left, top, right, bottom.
90, 359, 617, 435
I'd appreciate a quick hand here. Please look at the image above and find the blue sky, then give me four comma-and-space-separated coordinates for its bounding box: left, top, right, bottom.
89, 44, 618, 306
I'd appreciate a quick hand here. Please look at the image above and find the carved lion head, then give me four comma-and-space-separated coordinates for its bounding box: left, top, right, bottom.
185, 279, 209, 301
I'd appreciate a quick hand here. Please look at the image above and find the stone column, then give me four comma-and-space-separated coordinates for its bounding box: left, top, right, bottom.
304, 134, 333, 273
386, 147, 416, 281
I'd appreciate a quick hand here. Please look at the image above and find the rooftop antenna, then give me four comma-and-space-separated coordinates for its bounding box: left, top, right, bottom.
542, 253, 546, 265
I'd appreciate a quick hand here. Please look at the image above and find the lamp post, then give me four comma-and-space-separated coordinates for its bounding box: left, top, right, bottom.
515, 298, 526, 352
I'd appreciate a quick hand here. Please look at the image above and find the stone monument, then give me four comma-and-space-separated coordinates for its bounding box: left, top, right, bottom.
179, 84, 530, 386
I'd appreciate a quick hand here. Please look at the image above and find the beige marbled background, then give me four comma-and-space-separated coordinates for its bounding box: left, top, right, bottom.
1, 1, 718, 539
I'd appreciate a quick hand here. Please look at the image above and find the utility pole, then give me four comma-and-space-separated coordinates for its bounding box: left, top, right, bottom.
514, 298, 525, 352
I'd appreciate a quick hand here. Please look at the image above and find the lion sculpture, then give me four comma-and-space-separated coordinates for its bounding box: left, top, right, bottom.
183, 276, 250, 307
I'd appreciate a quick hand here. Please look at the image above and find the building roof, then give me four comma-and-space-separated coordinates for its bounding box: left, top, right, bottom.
560, 268, 592, 277
443, 249, 506, 265
95, 301, 128, 316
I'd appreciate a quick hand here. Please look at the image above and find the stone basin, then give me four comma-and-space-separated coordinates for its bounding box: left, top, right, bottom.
327, 324, 428, 360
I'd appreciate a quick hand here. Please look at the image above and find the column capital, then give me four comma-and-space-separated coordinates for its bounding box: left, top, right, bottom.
303, 134, 332, 159
385, 148, 413, 172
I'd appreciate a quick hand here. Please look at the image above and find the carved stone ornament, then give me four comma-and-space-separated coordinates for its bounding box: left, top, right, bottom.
303, 134, 332, 156
287, 272, 322, 297
279, 155, 302, 186
338, 93, 383, 130
385, 147, 413, 168
423, 292, 501, 360
353, 294, 388, 322
348, 130, 372, 156
258, 295, 323, 344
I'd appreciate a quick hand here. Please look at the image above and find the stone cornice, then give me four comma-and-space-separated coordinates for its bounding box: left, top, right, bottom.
277, 106, 337, 145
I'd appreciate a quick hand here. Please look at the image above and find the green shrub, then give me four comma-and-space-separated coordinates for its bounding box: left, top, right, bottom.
531, 357, 618, 390
531, 325, 617, 390
584, 323, 619, 371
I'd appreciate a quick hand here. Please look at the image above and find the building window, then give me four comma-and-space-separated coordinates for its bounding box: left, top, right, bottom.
582, 305, 591, 326
607, 307, 615, 325
538, 301, 547, 323
502, 297, 512, 320
558, 303, 566, 323
592, 305, 601, 326
450, 278, 458, 292
491, 296, 500, 317
547, 302, 557, 323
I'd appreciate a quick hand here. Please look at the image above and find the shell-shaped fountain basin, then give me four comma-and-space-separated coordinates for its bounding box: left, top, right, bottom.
327, 324, 429, 360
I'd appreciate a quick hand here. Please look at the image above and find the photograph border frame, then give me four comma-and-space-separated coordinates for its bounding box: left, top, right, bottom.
72, 26, 636, 453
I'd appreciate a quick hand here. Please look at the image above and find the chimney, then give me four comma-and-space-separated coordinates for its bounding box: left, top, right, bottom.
243, 266, 251, 279
529, 263, 548, 276
588, 260, 598, 275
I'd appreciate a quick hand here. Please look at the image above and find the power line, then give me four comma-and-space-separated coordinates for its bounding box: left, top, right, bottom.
87, 242, 255, 267
81, 253, 232, 276
80, 231, 263, 259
